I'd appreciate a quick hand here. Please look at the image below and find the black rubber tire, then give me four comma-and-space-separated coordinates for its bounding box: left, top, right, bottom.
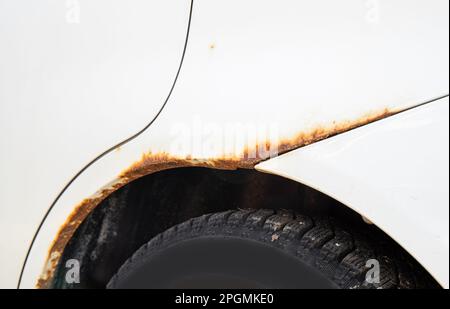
107, 209, 438, 289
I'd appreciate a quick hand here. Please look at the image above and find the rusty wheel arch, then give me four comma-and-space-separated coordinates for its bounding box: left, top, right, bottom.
42, 163, 440, 289
36, 106, 402, 288
43, 167, 372, 289
29, 83, 446, 289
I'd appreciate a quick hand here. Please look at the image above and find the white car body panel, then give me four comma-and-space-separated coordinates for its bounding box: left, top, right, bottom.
0, 0, 192, 288
0, 0, 447, 288
256, 97, 450, 288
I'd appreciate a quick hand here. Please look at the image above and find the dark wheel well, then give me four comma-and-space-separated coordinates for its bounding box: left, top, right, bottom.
49, 167, 438, 289
107, 209, 437, 289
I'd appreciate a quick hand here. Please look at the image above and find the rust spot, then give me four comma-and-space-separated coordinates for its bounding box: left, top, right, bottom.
36, 107, 396, 288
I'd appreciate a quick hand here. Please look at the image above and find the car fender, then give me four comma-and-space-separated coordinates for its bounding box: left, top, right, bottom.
9, 0, 448, 288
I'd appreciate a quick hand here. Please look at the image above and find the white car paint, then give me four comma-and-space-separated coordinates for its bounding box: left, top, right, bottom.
256, 97, 450, 288
0, 0, 192, 288
0, 0, 447, 288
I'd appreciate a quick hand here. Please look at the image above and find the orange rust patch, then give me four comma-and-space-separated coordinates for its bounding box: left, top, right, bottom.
277, 108, 393, 154
36, 107, 396, 288
36, 181, 125, 289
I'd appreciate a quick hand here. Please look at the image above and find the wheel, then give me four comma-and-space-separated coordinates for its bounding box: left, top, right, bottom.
107, 209, 438, 289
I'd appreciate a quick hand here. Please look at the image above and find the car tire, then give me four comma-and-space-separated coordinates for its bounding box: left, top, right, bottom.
107, 209, 438, 289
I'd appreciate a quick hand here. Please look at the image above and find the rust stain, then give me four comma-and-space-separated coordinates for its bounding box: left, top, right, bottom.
276, 107, 393, 154
36, 180, 125, 289
36, 107, 396, 288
